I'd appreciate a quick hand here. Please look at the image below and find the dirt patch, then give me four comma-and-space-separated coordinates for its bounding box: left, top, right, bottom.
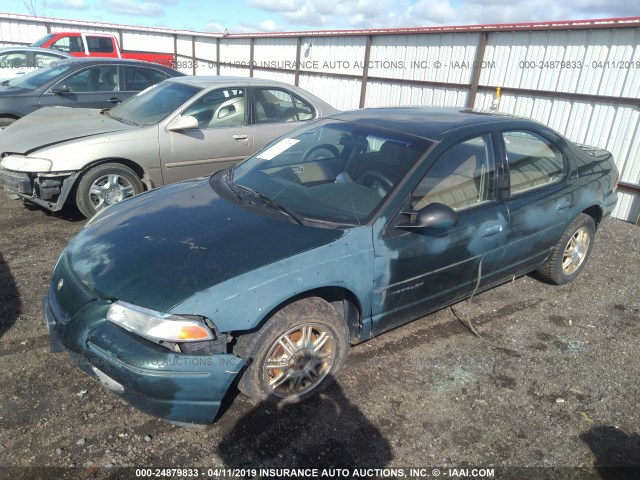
0, 195, 639, 477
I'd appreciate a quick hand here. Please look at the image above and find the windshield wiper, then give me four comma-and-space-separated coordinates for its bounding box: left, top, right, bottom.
1, 80, 10, 86
234, 183, 304, 225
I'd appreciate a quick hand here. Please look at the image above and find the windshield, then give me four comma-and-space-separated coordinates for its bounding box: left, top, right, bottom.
231, 119, 432, 226
106, 81, 200, 126
4, 62, 72, 90
31, 33, 56, 47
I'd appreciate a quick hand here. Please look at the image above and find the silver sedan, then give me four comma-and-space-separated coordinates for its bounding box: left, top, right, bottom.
0, 76, 337, 217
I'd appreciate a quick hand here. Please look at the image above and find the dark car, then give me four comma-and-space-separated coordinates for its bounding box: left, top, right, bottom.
0, 58, 184, 127
44, 108, 619, 425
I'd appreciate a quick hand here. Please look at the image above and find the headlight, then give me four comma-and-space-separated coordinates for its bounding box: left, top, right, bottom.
107, 301, 214, 343
0, 155, 52, 172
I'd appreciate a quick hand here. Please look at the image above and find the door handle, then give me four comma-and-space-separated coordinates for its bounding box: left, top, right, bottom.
108, 97, 123, 104
556, 200, 571, 211
232, 134, 248, 140
481, 225, 503, 237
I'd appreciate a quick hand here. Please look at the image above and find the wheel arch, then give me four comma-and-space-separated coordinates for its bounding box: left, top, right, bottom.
233, 286, 364, 344
77, 157, 147, 186
581, 205, 603, 229
64, 157, 148, 207
0, 114, 21, 126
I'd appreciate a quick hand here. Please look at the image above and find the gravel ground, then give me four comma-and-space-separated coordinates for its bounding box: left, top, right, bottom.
0, 194, 638, 480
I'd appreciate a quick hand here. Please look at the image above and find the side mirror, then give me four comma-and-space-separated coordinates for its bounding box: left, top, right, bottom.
167, 115, 199, 132
50, 84, 69, 95
397, 202, 458, 230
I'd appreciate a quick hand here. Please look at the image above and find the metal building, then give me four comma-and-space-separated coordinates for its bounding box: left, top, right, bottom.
1, 13, 638, 223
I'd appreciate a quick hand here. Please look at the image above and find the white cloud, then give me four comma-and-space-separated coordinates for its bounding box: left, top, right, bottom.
248, 0, 640, 31
260, 19, 279, 31
50, 0, 90, 9
205, 19, 280, 34
104, 0, 165, 18
249, 0, 301, 12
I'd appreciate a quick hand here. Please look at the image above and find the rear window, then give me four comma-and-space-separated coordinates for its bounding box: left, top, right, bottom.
504, 131, 565, 195
86, 36, 114, 54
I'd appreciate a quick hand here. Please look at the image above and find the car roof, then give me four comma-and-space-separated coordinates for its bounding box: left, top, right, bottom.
328, 107, 532, 140
53, 57, 175, 67
165, 75, 303, 88
0, 46, 71, 56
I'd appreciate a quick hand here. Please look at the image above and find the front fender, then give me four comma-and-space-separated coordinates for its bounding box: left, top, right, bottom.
171, 227, 375, 337
33, 126, 160, 173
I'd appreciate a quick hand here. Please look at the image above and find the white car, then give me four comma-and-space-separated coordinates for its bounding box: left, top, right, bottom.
0, 47, 70, 82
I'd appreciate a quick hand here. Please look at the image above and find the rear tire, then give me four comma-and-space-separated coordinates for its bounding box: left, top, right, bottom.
535, 213, 595, 285
75, 163, 144, 218
236, 297, 349, 403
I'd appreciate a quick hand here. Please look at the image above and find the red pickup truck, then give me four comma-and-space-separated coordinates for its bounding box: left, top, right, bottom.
31, 32, 175, 67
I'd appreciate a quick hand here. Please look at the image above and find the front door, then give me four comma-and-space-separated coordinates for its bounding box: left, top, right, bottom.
371, 134, 509, 334
159, 87, 253, 184
39, 64, 125, 109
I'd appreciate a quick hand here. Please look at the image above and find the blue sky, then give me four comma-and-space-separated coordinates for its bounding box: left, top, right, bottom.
1, 0, 638, 33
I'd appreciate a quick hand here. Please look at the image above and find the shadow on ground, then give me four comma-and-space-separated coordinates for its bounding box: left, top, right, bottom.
218, 379, 393, 469
581, 425, 640, 480
0, 253, 20, 338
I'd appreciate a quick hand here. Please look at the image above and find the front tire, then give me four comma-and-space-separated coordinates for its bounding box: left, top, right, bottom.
536, 213, 596, 285
75, 163, 144, 218
0, 116, 17, 128
236, 297, 350, 403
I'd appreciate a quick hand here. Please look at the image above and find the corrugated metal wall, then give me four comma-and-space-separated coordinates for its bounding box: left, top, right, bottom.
0, 13, 638, 223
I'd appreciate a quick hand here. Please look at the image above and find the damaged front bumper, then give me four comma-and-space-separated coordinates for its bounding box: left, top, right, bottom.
43, 291, 246, 425
0, 167, 77, 211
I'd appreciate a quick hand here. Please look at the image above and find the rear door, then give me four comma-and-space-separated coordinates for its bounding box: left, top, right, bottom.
499, 129, 572, 277
251, 87, 319, 152
121, 65, 172, 99
39, 64, 126, 109
83, 34, 120, 58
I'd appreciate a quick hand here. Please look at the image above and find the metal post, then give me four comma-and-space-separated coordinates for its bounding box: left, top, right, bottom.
216, 39, 220, 76
295, 37, 302, 86
466, 32, 489, 109
359, 35, 372, 108
249, 38, 254, 77
191, 35, 196, 75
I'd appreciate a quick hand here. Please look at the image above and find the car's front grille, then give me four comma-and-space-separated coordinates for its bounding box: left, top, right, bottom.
50, 253, 96, 323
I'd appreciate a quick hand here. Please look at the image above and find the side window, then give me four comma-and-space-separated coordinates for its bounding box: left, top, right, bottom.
411, 135, 496, 211
86, 36, 114, 54
51, 35, 83, 53
504, 130, 564, 195
182, 88, 246, 128
33, 53, 65, 68
123, 66, 169, 92
62, 65, 119, 92
293, 95, 314, 120
254, 88, 314, 123
0, 52, 27, 68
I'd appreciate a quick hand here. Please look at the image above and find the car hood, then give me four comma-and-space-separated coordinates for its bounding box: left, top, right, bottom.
60, 177, 344, 312
0, 107, 134, 154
